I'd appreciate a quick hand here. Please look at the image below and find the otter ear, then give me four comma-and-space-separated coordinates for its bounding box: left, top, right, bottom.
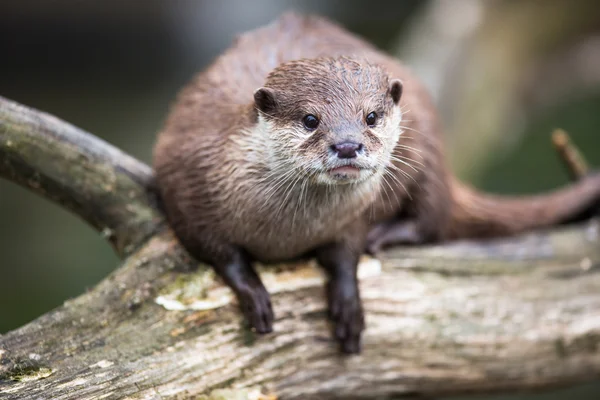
389, 79, 403, 105
254, 87, 278, 115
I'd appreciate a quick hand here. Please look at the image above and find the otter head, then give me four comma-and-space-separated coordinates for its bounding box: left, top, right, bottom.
253, 56, 403, 186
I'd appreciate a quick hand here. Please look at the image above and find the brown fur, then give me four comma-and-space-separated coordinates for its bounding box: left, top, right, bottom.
154, 13, 450, 259
153, 13, 600, 353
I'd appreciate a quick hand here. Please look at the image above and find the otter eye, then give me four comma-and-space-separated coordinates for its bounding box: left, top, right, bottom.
302, 114, 320, 130
365, 112, 378, 127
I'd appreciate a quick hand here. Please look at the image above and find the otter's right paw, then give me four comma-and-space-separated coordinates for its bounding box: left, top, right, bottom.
237, 282, 274, 334
327, 280, 365, 354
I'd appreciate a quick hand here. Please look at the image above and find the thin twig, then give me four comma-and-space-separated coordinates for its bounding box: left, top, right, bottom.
552, 128, 589, 181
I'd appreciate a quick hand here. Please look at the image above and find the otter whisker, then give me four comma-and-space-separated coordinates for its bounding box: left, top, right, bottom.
387, 154, 420, 174
292, 177, 309, 228
389, 154, 425, 171
389, 153, 422, 169
397, 123, 439, 142
379, 170, 407, 214
272, 157, 315, 219
395, 143, 424, 154
256, 163, 296, 188
386, 162, 420, 182
383, 159, 416, 183
384, 168, 411, 201
398, 125, 425, 136
274, 175, 301, 219
258, 170, 298, 211
378, 172, 396, 214
388, 170, 420, 191
392, 154, 426, 168
387, 177, 407, 207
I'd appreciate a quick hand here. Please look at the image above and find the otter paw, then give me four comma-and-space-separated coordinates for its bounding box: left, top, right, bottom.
237, 283, 274, 334
365, 222, 388, 255
366, 220, 422, 254
327, 281, 365, 354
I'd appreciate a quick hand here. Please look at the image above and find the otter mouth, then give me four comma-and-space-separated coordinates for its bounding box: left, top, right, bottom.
316, 160, 376, 185
327, 165, 362, 179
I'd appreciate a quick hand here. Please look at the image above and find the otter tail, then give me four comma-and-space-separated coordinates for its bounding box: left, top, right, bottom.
447, 172, 600, 240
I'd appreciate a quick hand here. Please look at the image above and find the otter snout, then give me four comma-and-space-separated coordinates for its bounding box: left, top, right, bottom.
330, 142, 364, 159
317, 139, 378, 185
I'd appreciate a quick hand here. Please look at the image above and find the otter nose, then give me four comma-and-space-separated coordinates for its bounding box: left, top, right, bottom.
330, 142, 363, 159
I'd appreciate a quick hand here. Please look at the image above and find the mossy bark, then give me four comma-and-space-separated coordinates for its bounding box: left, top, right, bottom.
1, 96, 599, 399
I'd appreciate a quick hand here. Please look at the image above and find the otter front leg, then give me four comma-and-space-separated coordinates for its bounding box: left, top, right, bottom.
315, 233, 366, 354
178, 235, 274, 333
214, 249, 274, 334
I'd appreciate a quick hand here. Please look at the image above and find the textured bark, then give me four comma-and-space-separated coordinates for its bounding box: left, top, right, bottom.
0, 96, 162, 257
1, 96, 599, 399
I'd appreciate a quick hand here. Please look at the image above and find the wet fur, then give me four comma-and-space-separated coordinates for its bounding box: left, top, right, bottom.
153, 13, 600, 353
154, 14, 447, 258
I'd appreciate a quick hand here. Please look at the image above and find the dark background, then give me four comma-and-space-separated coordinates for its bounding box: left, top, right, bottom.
1, 1, 599, 399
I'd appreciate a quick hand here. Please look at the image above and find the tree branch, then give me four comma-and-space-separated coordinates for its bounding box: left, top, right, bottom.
0, 96, 162, 257
1, 97, 600, 399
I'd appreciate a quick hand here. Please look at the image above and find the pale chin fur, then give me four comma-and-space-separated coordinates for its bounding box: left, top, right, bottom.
315, 168, 376, 186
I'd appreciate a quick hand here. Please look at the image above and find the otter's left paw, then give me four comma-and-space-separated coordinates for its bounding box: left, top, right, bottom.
327, 280, 365, 354
366, 220, 424, 255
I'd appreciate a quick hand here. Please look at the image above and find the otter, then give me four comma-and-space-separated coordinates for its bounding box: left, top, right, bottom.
153, 13, 600, 354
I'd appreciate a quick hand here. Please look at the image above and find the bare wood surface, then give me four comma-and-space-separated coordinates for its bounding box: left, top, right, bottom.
1, 96, 600, 399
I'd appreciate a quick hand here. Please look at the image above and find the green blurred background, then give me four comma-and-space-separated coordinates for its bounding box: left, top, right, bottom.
1, 1, 599, 398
